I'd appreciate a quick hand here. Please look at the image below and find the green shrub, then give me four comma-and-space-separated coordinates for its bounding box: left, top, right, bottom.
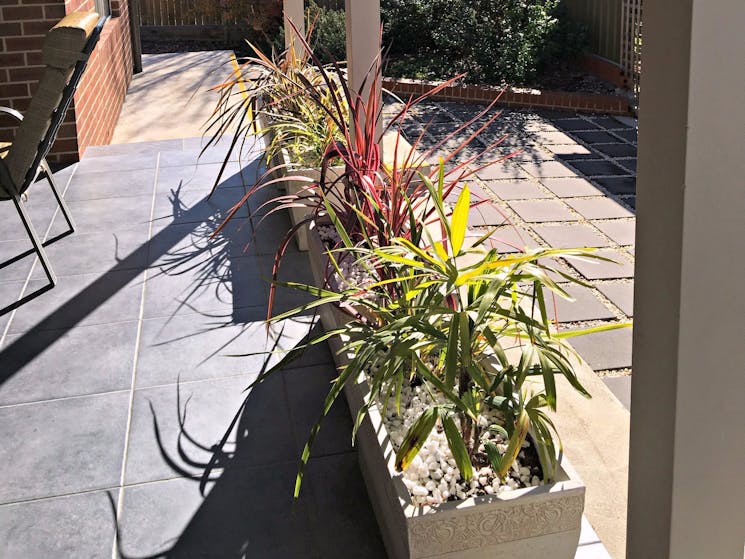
382, 0, 587, 85
273, 1, 347, 64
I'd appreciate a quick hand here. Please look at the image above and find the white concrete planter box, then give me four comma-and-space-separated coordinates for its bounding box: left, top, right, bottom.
305, 223, 586, 559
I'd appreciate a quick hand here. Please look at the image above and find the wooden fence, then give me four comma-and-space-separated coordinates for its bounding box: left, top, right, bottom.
564, 0, 623, 63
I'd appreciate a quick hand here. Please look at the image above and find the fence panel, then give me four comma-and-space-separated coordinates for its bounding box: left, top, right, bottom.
563, 0, 623, 63
620, 0, 643, 96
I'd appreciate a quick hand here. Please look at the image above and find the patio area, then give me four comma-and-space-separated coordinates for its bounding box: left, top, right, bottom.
0, 53, 636, 558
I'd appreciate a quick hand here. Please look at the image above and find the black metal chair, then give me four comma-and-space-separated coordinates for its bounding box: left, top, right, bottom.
0, 12, 104, 315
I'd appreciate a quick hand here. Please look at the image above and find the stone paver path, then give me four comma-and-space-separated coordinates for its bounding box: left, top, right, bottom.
396, 102, 637, 407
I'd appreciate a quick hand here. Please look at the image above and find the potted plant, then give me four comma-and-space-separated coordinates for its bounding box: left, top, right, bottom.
204, 31, 629, 559
246, 171, 626, 558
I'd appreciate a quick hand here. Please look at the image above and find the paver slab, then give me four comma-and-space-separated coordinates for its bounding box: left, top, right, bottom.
596, 281, 634, 317
546, 284, 617, 323
567, 327, 633, 371
595, 176, 636, 196
593, 219, 636, 246
568, 159, 629, 177
566, 249, 635, 280
482, 179, 550, 200
0, 391, 129, 503
540, 177, 602, 198
533, 223, 610, 249
508, 199, 579, 223
566, 197, 634, 220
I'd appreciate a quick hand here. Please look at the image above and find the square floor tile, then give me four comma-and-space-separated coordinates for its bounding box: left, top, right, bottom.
568, 159, 629, 177
37, 226, 151, 278
518, 160, 577, 178
143, 255, 266, 321
527, 130, 576, 145
0, 490, 118, 558
539, 177, 602, 198
482, 180, 550, 200
50, 195, 155, 236
283, 364, 354, 457
603, 376, 632, 410
591, 143, 637, 158
612, 129, 637, 143
572, 130, 621, 144
593, 219, 635, 246
0, 239, 35, 282
616, 158, 637, 172
568, 327, 633, 371
305, 453, 386, 558
545, 144, 593, 157
467, 202, 510, 227
8, 270, 145, 334
483, 225, 537, 253
135, 314, 318, 387
508, 200, 579, 223
86, 139, 182, 158
119, 467, 316, 559
551, 118, 601, 132
596, 281, 634, 317
589, 117, 632, 130
0, 321, 138, 405
0, 391, 129, 503
474, 161, 528, 181
565, 249, 635, 280
0, 194, 60, 242
532, 223, 610, 249
566, 197, 634, 220
545, 284, 616, 323
148, 218, 252, 265
74, 152, 158, 175
125, 373, 298, 484
595, 176, 636, 196
64, 168, 157, 202
152, 185, 249, 226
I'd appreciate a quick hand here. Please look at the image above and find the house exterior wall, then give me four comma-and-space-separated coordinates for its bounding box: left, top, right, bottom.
0, 0, 133, 162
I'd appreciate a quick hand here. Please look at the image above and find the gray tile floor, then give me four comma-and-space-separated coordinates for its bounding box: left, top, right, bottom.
0, 138, 384, 558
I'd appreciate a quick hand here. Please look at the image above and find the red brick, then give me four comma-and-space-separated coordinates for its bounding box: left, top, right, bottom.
22, 19, 55, 34
0, 52, 26, 67
1, 4, 43, 19
2, 83, 29, 97
7, 65, 44, 82
0, 22, 23, 35
43, 3, 65, 18
4, 36, 44, 52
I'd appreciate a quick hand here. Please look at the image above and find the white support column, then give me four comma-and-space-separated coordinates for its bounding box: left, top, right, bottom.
628, 1, 745, 558
344, 0, 382, 142
283, 0, 305, 54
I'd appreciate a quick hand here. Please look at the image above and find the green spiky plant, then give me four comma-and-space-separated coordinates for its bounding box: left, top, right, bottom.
224, 162, 630, 498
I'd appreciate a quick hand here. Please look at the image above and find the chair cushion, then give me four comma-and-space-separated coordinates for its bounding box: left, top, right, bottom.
42, 11, 99, 70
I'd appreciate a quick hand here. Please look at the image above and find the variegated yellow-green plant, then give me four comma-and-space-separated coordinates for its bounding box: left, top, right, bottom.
228, 163, 630, 498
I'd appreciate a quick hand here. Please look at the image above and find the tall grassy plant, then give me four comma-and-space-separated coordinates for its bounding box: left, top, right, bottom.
233, 165, 630, 497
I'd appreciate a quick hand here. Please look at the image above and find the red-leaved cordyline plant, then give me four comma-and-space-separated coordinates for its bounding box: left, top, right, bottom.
208, 21, 526, 319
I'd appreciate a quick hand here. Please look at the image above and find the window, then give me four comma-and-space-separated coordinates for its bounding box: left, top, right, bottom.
94, 0, 111, 17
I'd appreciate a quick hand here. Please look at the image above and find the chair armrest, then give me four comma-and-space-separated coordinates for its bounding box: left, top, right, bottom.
0, 106, 24, 123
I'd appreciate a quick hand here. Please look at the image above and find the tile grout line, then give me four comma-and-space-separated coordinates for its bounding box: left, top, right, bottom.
112, 152, 161, 559
0, 164, 78, 349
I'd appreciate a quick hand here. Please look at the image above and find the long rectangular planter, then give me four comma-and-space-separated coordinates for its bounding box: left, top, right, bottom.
306, 222, 585, 559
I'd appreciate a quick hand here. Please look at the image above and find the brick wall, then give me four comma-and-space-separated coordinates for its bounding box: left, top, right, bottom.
0, 0, 133, 162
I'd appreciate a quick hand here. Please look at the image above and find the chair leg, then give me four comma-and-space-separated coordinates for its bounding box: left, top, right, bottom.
12, 193, 56, 287
40, 158, 75, 233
